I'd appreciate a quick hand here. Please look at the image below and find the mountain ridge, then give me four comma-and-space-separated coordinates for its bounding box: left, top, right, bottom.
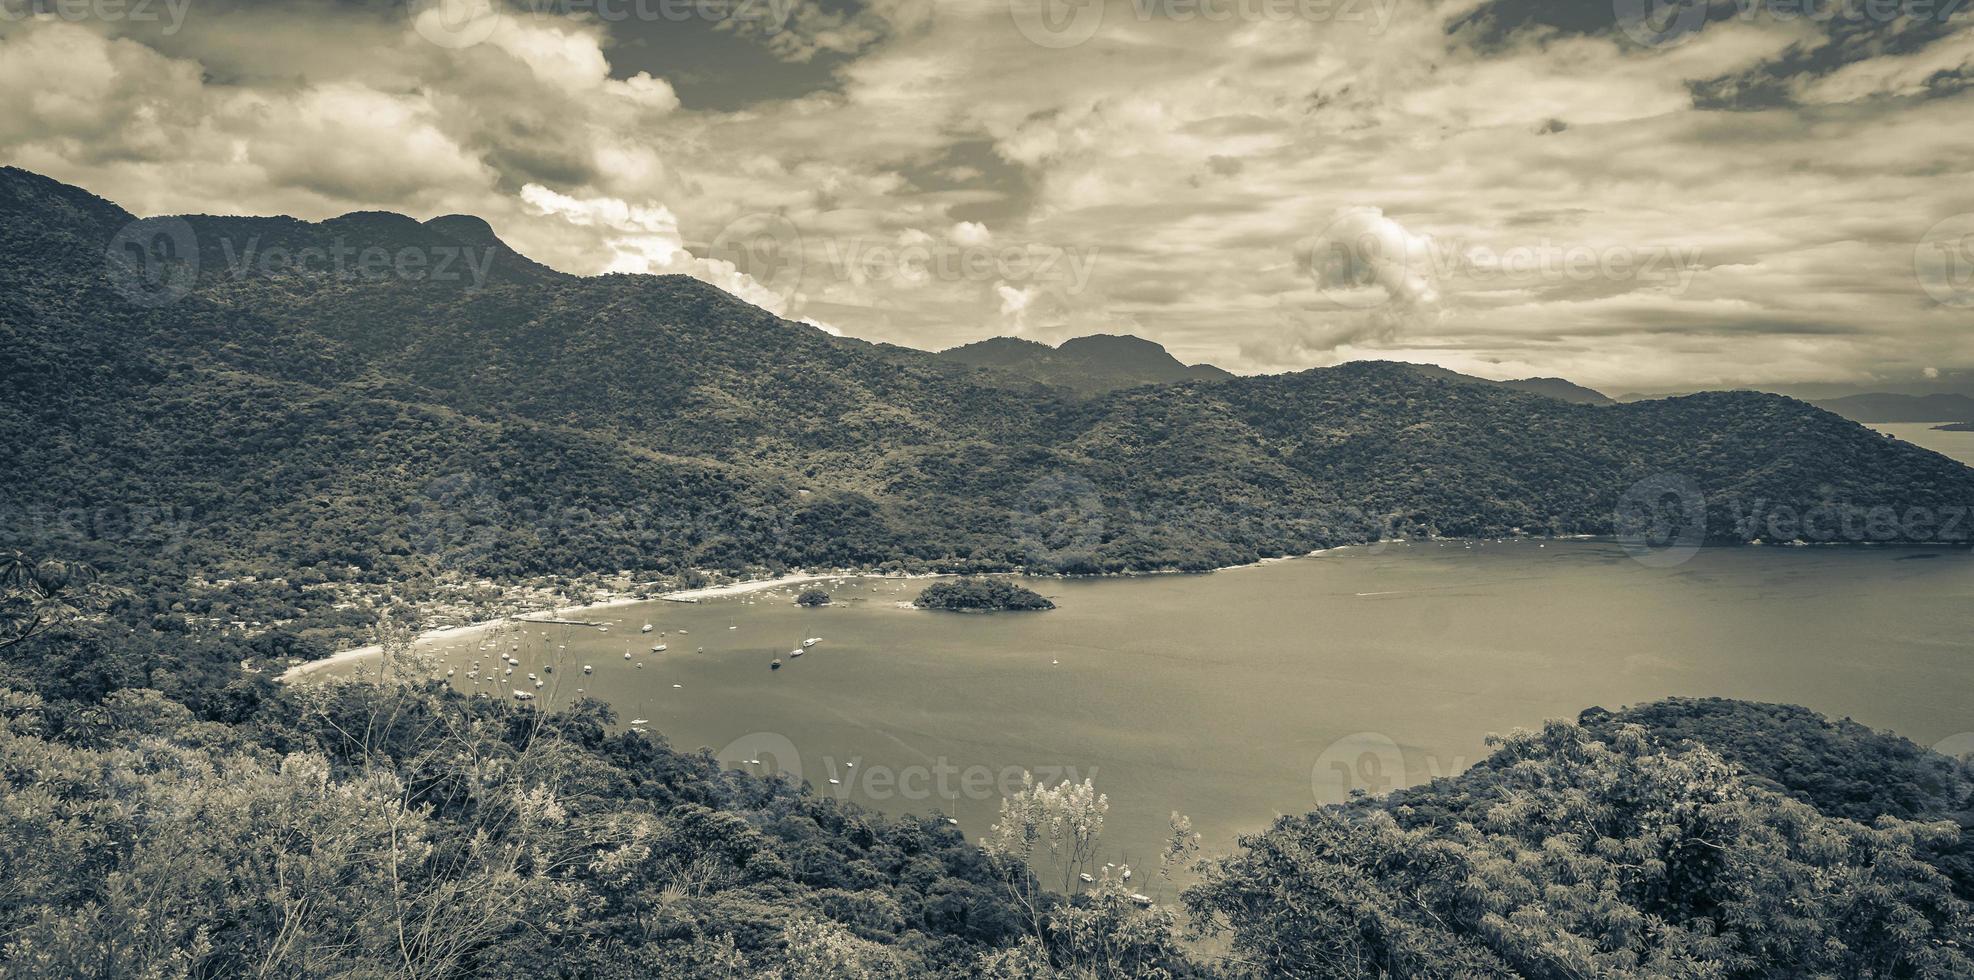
938, 332, 1234, 395
4, 167, 1971, 636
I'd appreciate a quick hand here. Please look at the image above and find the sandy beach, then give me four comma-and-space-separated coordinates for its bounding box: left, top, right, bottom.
278, 570, 891, 681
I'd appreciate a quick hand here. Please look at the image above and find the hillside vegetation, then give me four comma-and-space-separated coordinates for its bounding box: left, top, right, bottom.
5, 168, 1972, 646
1, 561, 1968, 978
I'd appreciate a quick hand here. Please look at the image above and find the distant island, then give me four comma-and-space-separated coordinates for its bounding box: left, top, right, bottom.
795, 588, 832, 606
1932, 421, 1974, 432
913, 578, 1055, 611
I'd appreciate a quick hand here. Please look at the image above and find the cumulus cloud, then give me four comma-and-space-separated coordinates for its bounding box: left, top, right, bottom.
519, 183, 797, 315
1307, 207, 1442, 318
2, 0, 1971, 389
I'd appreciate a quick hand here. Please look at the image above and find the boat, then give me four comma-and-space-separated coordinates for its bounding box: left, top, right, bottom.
1079, 873, 1094, 884
533, 679, 543, 688
512, 690, 535, 701
678, 629, 688, 634
1129, 893, 1154, 907
583, 665, 593, 674
790, 648, 804, 657
651, 644, 667, 652
803, 637, 821, 647
770, 659, 783, 669
445, 668, 455, 676
526, 673, 536, 681
634, 662, 643, 669
696, 646, 704, 653
629, 718, 649, 725
623, 651, 631, 659
640, 623, 653, 633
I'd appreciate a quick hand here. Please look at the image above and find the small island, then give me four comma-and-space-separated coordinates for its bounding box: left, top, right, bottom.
794, 588, 832, 607
1929, 421, 1974, 432
912, 578, 1055, 612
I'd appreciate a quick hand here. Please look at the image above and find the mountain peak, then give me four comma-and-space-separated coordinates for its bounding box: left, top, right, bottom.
423, 214, 502, 247
937, 333, 1230, 395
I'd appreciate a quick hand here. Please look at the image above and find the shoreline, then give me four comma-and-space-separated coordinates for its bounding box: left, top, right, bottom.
280, 537, 1956, 681
278, 570, 937, 681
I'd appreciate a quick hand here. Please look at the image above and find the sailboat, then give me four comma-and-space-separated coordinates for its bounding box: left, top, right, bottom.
641, 623, 653, 633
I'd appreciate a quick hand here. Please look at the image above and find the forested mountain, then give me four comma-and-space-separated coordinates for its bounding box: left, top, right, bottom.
3, 575, 1968, 977
5, 166, 1973, 637
1189, 699, 1974, 978
937, 334, 1234, 395
4, 165, 1973, 974
1500, 376, 1614, 405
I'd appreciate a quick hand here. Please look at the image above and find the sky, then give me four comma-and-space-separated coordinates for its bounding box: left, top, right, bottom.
3, 0, 1972, 392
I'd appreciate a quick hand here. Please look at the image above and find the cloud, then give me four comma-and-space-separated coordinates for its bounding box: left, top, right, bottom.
519, 183, 797, 315
2, 0, 1971, 388
1307, 207, 1442, 317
